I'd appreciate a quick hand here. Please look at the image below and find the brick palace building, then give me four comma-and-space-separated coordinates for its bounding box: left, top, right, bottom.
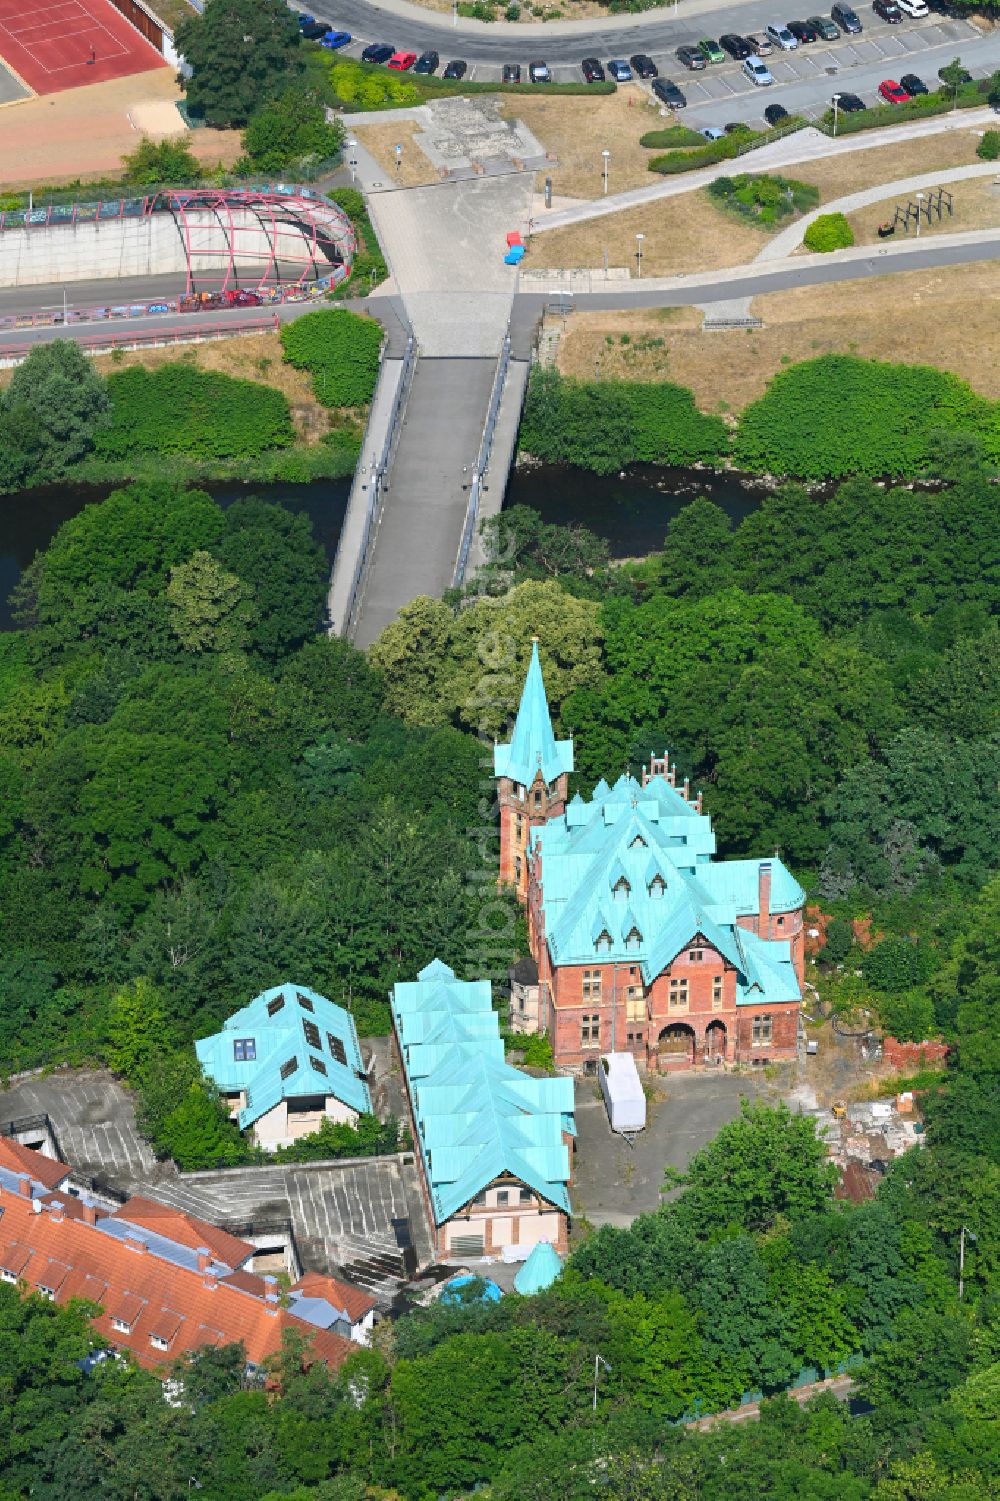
495, 642, 806, 1072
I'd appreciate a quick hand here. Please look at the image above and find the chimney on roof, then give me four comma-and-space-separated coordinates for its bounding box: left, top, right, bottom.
695, 789, 703, 814
682, 777, 690, 802
264, 1292, 280, 1316
203, 1267, 218, 1291
48, 1199, 64, 1223
81, 1203, 98, 1226
16, 1174, 32, 1199
196, 1247, 212, 1272
759, 861, 772, 939
124, 1233, 148, 1255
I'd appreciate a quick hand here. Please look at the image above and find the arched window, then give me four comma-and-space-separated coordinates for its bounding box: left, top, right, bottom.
596, 930, 612, 954
648, 874, 666, 900
613, 876, 630, 901
625, 927, 642, 952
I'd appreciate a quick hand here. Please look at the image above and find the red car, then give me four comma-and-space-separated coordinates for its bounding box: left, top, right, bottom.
387, 50, 417, 69
878, 78, 910, 103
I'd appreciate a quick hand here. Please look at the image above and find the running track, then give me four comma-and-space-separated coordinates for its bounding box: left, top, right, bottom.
0, 0, 166, 95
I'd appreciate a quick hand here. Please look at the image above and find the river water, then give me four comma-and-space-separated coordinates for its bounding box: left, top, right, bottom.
0, 462, 765, 631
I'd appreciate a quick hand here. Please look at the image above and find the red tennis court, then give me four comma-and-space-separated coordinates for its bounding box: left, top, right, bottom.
0, 0, 167, 95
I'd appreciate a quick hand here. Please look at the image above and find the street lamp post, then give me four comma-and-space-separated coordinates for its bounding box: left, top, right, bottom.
832, 93, 841, 137
601, 149, 610, 196
959, 1225, 977, 1300
635, 232, 645, 278
916, 190, 925, 237
347, 137, 358, 184
593, 1353, 612, 1411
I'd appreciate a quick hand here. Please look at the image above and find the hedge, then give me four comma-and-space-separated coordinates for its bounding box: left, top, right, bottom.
96, 364, 295, 460
280, 308, 383, 408
818, 77, 993, 136
733, 354, 1000, 479
326, 185, 387, 297
518, 366, 729, 474
803, 212, 855, 252
640, 126, 706, 148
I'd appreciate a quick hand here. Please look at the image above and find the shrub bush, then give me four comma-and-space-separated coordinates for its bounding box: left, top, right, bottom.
803, 211, 855, 252
977, 129, 1000, 160
639, 126, 705, 148
733, 354, 999, 479
327, 186, 388, 297
518, 367, 729, 474
648, 137, 740, 174
708, 172, 819, 225
96, 364, 294, 460
280, 308, 383, 407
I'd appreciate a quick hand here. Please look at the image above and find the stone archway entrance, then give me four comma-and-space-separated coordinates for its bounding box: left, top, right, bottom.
657, 1023, 696, 1066
704, 1019, 727, 1063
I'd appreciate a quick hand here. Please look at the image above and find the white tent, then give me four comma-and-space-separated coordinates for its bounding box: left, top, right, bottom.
599, 1053, 646, 1134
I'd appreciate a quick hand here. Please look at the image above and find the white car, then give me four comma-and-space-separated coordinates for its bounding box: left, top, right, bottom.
743, 54, 774, 84
896, 0, 928, 14
766, 22, 798, 47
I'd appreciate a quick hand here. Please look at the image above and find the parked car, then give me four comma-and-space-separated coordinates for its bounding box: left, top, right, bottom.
301, 19, 332, 38
630, 53, 658, 77
873, 0, 903, 20
582, 56, 605, 81
676, 45, 707, 69
764, 101, 791, 124
698, 37, 726, 62
528, 60, 551, 81
747, 31, 774, 52
766, 23, 799, 48
807, 13, 841, 37
443, 58, 467, 78
743, 53, 774, 83
900, 71, 928, 93
297, 13, 315, 27
320, 29, 351, 48
387, 50, 417, 69
413, 50, 439, 73
361, 41, 393, 61
788, 19, 820, 41
831, 2, 862, 31
720, 33, 754, 58
878, 77, 910, 101
838, 91, 867, 110
502, 62, 521, 81
724, 120, 751, 133
652, 76, 687, 106
607, 58, 633, 80
701, 125, 726, 139
896, 0, 929, 14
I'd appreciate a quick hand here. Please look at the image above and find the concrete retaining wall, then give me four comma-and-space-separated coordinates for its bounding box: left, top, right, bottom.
0, 210, 318, 289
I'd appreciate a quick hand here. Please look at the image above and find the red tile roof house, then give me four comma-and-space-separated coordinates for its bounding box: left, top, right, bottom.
0, 1140, 376, 1374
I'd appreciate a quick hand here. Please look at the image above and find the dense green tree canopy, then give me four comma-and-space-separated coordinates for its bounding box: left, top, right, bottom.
174, 0, 303, 127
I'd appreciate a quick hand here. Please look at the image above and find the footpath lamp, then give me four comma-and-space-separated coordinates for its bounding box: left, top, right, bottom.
832, 93, 841, 137
635, 232, 645, 278
916, 190, 926, 236
593, 1353, 612, 1410
347, 137, 358, 184
959, 1225, 977, 1300
602, 149, 610, 195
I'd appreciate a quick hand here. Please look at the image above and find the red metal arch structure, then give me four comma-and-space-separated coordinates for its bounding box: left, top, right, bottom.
146, 187, 357, 293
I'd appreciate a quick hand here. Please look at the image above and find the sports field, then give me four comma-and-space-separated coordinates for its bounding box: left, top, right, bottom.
0, 0, 166, 96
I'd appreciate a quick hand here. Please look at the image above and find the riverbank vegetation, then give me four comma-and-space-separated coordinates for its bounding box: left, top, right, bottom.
521, 353, 1000, 480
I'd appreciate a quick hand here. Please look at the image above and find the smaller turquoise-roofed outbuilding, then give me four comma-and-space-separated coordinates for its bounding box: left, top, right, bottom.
196, 983, 371, 1151
514, 1239, 562, 1296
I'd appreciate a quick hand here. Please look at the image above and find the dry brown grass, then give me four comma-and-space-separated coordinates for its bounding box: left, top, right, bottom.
502, 86, 667, 199
555, 260, 1000, 410
353, 119, 439, 188
527, 188, 778, 276
845, 174, 1000, 245
790, 125, 984, 199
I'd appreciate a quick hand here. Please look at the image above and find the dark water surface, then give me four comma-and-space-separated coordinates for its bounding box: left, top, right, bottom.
503, 463, 765, 558
0, 477, 351, 630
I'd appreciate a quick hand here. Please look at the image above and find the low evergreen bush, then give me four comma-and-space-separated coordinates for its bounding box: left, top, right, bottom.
708, 172, 819, 225
977, 129, 1000, 160
280, 308, 384, 407
803, 212, 855, 252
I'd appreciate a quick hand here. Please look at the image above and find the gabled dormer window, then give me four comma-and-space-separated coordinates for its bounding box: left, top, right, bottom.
630, 834, 646, 849
612, 877, 630, 901
625, 927, 642, 952
648, 875, 666, 900
596, 930, 612, 954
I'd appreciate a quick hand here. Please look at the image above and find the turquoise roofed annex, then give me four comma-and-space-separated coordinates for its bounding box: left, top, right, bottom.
391, 959, 575, 1226
494, 639, 574, 788
196, 982, 371, 1133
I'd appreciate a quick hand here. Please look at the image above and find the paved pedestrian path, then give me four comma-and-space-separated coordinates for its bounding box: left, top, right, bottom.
758, 160, 1000, 260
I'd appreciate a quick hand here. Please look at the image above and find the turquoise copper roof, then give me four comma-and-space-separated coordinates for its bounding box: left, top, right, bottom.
392, 959, 575, 1225
196, 983, 371, 1130
493, 640, 574, 788
533, 774, 804, 1008
514, 1239, 563, 1295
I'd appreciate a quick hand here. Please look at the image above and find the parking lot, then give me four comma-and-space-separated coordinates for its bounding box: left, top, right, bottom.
0, 1068, 157, 1183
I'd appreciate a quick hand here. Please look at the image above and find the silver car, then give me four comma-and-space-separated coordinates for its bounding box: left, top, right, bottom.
766, 22, 799, 47
743, 54, 774, 84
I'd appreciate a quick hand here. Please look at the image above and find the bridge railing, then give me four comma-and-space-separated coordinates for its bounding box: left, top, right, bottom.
452, 326, 512, 589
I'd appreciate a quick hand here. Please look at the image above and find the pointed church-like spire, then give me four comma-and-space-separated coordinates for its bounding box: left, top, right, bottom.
493, 639, 574, 786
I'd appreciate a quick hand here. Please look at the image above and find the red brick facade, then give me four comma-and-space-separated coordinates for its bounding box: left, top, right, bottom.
498, 769, 569, 902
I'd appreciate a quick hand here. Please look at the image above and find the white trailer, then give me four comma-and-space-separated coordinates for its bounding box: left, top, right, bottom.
598, 1053, 646, 1134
